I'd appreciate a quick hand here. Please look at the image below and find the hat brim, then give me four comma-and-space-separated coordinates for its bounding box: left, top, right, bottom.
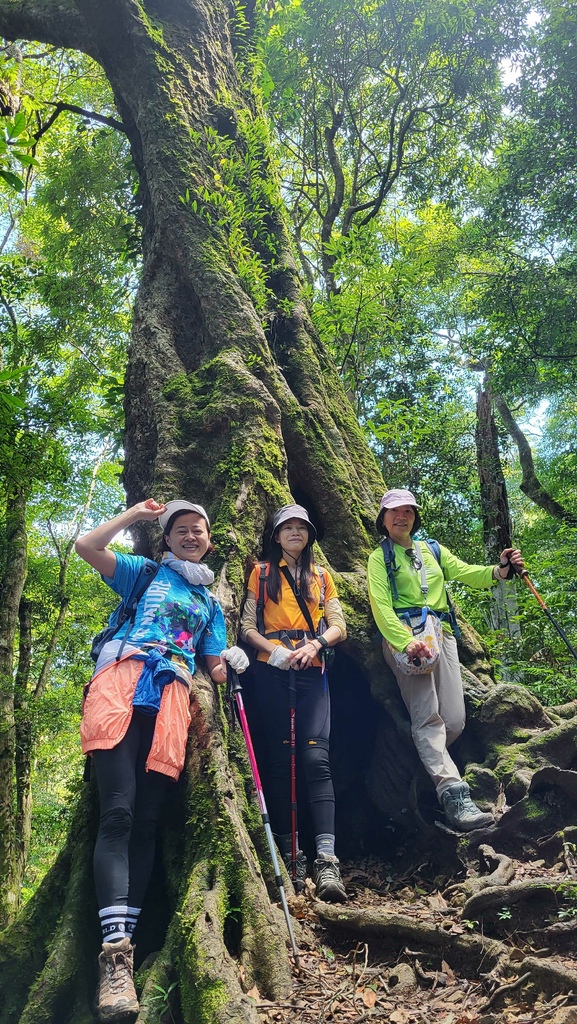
158, 501, 210, 530
376, 506, 421, 535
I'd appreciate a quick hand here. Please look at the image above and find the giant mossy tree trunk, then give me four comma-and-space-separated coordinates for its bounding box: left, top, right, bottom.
0, 4, 381, 1020
1, 4, 577, 1023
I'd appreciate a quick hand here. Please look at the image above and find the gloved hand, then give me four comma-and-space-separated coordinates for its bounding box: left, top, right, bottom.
220, 646, 250, 674
267, 645, 294, 670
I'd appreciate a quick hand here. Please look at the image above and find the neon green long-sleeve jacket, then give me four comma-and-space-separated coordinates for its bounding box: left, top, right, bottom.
367, 540, 496, 652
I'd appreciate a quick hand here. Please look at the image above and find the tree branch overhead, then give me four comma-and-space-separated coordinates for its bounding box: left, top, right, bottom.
0, 0, 94, 56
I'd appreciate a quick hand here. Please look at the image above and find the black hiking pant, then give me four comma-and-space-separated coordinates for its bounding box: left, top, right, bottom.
92, 710, 170, 911
252, 661, 335, 839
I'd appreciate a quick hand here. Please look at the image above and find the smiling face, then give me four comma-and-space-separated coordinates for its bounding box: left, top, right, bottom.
165, 512, 211, 562
275, 517, 310, 560
382, 504, 416, 546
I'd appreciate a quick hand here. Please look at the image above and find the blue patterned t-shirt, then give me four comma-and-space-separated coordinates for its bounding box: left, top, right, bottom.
101, 553, 226, 675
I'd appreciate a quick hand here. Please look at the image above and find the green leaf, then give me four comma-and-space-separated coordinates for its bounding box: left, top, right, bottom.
0, 169, 24, 192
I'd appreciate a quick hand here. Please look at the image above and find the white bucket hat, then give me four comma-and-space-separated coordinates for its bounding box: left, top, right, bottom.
158, 500, 210, 531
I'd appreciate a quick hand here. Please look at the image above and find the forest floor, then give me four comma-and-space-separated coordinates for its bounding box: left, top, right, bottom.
249, 855, 577, 1024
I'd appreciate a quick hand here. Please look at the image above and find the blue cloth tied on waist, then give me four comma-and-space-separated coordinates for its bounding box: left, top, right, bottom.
132, 648, 177, 715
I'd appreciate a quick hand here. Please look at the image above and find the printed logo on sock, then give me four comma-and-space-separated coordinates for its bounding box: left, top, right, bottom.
102, 921, 125, 938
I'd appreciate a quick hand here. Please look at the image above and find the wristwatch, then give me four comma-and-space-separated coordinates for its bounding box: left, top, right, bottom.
316, 634, 330, 649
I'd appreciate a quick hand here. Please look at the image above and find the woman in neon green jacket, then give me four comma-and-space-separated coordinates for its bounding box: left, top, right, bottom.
367, 489, 524, 832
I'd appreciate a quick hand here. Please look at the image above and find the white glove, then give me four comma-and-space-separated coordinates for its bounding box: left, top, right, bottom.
220, 646, 250, 674
267, 645, 294, 670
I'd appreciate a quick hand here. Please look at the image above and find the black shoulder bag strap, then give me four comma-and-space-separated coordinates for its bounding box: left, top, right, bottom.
280, 565, 317, 637
256, 562, 268, 636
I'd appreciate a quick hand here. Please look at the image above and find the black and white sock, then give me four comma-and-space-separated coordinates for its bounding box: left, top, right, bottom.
99, 905, 127, 943
124, 906, 141, 941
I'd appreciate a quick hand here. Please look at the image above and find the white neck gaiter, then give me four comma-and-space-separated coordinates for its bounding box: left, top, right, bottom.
162, 551, 214, 586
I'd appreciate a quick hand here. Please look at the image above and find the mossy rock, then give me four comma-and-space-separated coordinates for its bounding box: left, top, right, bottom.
465, 765, 500, 806
505, 769, 533, 805
477, 684, 555, 735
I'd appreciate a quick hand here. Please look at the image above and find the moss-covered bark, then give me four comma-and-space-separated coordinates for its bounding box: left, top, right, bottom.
0, 485, 28, 927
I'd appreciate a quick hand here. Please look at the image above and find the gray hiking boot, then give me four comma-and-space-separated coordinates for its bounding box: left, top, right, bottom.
441, 782, 494, 832
96, 937, 139, 1022
283, 849, 308, 893
312, 854, 347, 902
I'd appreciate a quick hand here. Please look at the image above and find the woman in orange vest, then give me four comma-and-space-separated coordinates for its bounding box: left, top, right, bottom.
76, 498, 248, 1023
240, 504, 347, 902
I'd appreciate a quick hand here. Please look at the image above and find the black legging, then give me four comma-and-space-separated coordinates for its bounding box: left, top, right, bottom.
252, 661, 335, 837
92, 711, 170, 910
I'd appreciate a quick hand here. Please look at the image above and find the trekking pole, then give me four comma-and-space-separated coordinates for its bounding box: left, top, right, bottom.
288, 668, 298, 888
512, 564, 577, 664
226, 666, 300, 966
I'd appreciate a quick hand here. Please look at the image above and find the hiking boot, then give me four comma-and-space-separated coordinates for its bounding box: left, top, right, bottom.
96, 937, 139, 1022
312, 854, 347, 902
282, 849, 308, 893
441, 782, 494, 832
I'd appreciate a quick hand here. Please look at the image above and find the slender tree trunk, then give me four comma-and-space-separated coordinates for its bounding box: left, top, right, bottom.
0, 485, 28, 926
9, 443, 104, 904
476, 384, 513, 564
475, 383, 522, 679
495, 393, 577, 527
14, 596, 33, 894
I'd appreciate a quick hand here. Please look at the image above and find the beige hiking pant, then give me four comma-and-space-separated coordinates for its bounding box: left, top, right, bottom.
382, 633, 465, 800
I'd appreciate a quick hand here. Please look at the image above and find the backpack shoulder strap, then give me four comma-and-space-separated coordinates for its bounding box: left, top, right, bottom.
380, 537, 399, 603
256, 562, 269, 636
424, 538, 442, 572
115, 559, 160, 661
423, 540, 461, 638
122, 558, 160, 621
315, 565, 326, 613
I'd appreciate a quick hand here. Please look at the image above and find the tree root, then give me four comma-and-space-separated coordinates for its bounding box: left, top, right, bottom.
444, 844, 516, 900
314, 903, 506, 976
462, 878, 556, 921
165, 671, 294, 1017
520, 956, 577, 997
315, 904, 577, 1008
480, 970, 532, 1010
0, 787, 99, 1024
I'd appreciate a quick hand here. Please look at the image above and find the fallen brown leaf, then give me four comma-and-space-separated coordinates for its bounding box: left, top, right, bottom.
362, 987, 377, 1009
441, 960, 456, 983
428, 892, 449, 912
389, 1011, 409, 1024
